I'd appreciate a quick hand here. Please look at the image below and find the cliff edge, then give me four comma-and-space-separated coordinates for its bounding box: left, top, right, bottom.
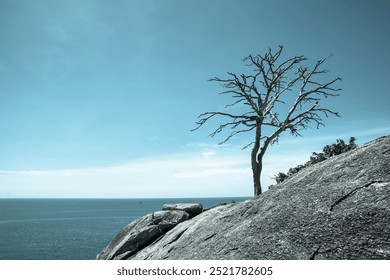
97, 135, 390, 260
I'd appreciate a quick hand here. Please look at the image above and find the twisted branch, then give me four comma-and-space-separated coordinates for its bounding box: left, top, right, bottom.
193, 45, 341, 152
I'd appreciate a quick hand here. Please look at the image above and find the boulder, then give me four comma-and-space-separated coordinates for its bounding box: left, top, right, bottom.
162, 203, 203, 215
96, 210, 189, 260
152, 210, 189, 232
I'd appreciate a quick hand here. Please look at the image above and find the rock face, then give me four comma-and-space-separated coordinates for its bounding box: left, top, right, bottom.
98, 136, 390, 260
96, 204, 202, 260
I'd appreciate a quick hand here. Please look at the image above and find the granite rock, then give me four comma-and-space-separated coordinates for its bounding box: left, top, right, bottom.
98, 135, 390, 260
162, 203, 203, 216
96, 209, 190, 260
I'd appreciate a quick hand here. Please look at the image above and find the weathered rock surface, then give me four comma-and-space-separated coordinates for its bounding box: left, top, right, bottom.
98, 136, 390, 259
162, 203, 203, 216
96, 208, 193, 260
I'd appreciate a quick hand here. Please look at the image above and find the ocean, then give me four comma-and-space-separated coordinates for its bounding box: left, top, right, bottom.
0, 197, 249, 260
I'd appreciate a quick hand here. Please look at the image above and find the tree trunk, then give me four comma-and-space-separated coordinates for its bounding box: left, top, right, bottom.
252, 157, 262, 196
251, 125, 262, 196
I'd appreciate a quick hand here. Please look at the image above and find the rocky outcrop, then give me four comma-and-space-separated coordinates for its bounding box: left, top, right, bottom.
162, 203, 203, 216
96, 203, 203, 260
98, 135, 390, 260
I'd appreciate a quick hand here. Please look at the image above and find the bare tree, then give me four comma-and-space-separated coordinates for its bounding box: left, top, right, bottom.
192, 46, 341, 196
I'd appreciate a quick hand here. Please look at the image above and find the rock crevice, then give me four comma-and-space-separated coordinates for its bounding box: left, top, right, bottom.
329, 180, 384, 211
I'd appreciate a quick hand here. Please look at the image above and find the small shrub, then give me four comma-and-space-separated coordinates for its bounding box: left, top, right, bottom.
309, 152, 327, 165
272, 137, 357, 185
323, 137, 357, 157
274, 172, 288, 183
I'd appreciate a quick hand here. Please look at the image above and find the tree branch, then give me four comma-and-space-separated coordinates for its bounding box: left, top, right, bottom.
193, 46, 341, 174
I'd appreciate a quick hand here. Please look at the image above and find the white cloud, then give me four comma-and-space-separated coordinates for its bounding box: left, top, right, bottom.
0, 149, 253, 198
201, 150, 216, 159
4, 129, 382, 199
3, 144, 295, 198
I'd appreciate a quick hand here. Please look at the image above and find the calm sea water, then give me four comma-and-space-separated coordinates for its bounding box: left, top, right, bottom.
0, 197, 248, 260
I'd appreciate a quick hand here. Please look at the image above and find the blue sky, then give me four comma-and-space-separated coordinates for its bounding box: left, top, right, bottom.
0, 0, 389, 198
